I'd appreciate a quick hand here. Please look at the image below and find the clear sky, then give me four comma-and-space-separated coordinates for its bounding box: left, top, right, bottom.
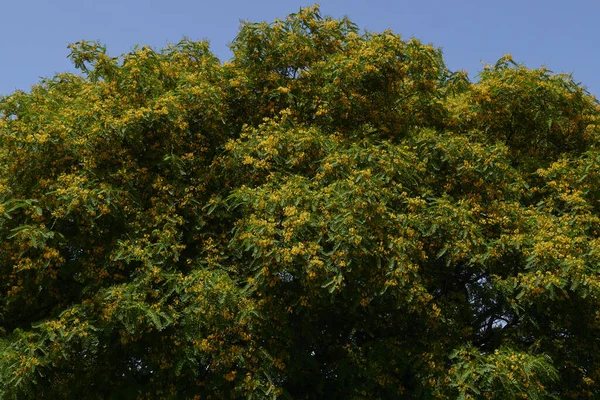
1, 0, 599, 97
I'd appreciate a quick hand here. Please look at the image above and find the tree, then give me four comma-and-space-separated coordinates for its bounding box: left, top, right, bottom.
1, 5, 600, 399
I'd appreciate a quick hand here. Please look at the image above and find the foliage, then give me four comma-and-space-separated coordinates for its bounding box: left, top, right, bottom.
1, 5, 600, 399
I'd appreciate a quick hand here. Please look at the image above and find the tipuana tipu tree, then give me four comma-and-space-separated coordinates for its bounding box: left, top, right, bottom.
1, 5, 600, 399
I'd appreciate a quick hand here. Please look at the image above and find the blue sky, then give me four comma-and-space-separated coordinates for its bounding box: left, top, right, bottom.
1, 0, 599, 97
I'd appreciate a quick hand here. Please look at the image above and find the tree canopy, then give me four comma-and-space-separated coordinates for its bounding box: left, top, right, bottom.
1, 5, 600, 399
